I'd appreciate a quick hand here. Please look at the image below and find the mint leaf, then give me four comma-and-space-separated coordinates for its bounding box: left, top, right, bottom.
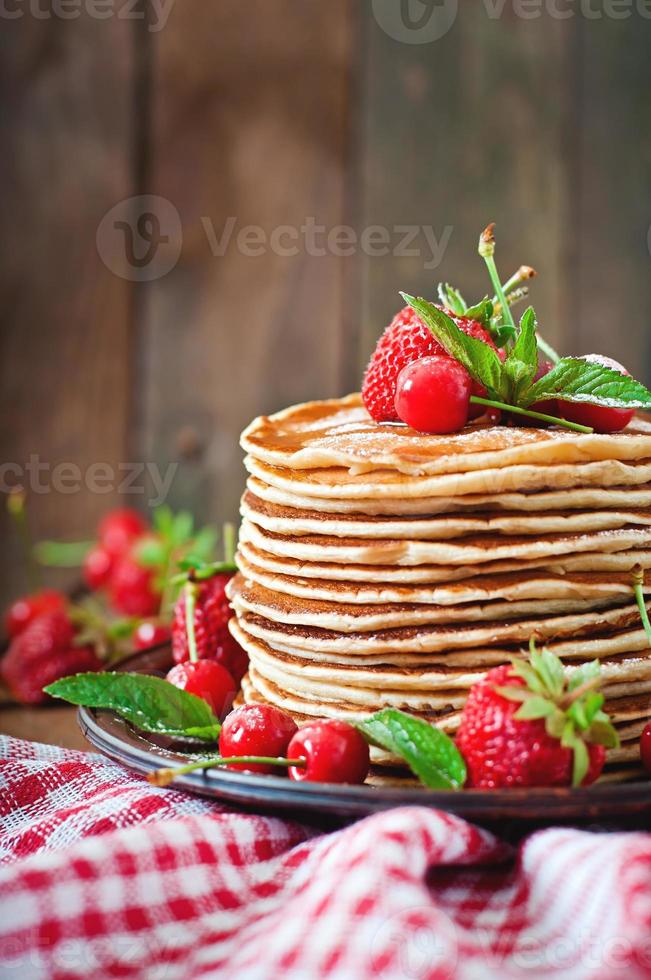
522, 357, 651, 410
356, 707, 466, 790
401, 293, 508, 401
437, 282, 466, 315
45, 672, 222, 742
464, 297, 494, 327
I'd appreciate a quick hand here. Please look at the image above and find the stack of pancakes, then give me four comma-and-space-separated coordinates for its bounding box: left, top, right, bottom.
228, 393, 651, 783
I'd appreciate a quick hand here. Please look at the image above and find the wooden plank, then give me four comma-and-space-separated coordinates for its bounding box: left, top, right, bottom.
0, 703, 88, 753
357, 7, 581, 369
572, 14, 651, 381
0, 14, 134, 609
140, 0, 356, 528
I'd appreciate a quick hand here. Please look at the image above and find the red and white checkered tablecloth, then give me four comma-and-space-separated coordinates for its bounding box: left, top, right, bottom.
1, 737, 651, 979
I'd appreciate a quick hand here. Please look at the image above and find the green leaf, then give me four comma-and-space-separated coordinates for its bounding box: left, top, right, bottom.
492, 323, 518, 347
567, 699, 588, 731
582, 692, 605, 726
514, 696, 555, 721
153, 506, 175, 537
171, 511, 195, 548
568, 660, 601, 691
136, 537, 168, 568
505, 307, 539, 399
495, 685, 530, 703
34, 540, 94, 567
401, 293, 508, 400
464, 297, 494, 327
437, 283, 466, 315
522, 357, 651, 410
190, 526, 218, 562
509, 659, 546, 695
545, 709, 567, 740
586, 718, 620, 749
357, 708, 466, 790
44, 672, 222, 743
571, 737, 589, 787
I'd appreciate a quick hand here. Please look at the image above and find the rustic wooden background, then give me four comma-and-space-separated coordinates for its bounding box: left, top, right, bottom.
1, 0, 651, 622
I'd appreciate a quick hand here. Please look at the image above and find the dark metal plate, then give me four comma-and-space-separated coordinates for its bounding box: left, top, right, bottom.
78, 646, 651, 830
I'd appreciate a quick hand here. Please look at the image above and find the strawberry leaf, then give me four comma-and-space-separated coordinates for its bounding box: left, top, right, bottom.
171, 511, 195, 548
136, 537, 167, 567
357, 708, 466, 790
437, 283, 466, 315
401, 293, 508, 401
514, 696, 556, 721
521, 357, 651, 409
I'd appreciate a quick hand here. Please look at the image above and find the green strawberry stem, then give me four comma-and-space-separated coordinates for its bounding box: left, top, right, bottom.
478, 225, 517, 341
469, 396, 593, 434
223, 522, 236, 565
632, 566, 651, 646
7, 489, 40, 590
184, 581, 200, 664
147, 754, 306, 786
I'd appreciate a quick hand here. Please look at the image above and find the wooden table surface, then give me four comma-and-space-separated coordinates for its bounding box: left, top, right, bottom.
1, 682, 88, 752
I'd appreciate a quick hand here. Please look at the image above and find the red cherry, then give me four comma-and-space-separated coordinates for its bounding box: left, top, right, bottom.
133, 621, 171, 651
5, 589, 67, 639
83, 545, 114, 591
166, 660, 236, 719
287, 720, 370, 784
395, 356, 471, 434
98, 508, 148, 558
641, 722, 651, 773
219, 704, 298, 773
558, 355, 635, 433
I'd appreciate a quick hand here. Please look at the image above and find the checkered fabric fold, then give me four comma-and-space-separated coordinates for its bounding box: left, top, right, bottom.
1, 736, 650, 979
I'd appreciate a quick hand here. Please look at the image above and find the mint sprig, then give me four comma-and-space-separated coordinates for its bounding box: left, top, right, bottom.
400, 292, 651, 430
522, 358, 651, 409
356, 708, 466, 790
44, 672, 223, 742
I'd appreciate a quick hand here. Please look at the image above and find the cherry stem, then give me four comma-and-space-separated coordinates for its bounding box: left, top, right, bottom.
469, 396, 593, 434
500, 265, 537, 297
147, 755, 306, 786
184, 581, 200, 664
632, 566, 651, 647
479, 226, 517, 340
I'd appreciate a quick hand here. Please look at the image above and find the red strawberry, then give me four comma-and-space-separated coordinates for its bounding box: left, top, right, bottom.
362, 305, 497, 423
98, 508, 148, 558
108, 548, 161, 617
83, 545, 114, 591
456, 646, 618, 789
172, 575, 248, 682
5, 589, 67, 639
1, 610, 101, 705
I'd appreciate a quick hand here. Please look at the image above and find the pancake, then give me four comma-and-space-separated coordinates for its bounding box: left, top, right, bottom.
242, 489, 651, 541
246, 454, 651, 500
241, 518, 651, 567
248, 475, 651, 517
235, 603, 649, 656
238, 538, 651, 584
242, 394, 651, 475
236, 550, 646, 606
227, 573, 623, 633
